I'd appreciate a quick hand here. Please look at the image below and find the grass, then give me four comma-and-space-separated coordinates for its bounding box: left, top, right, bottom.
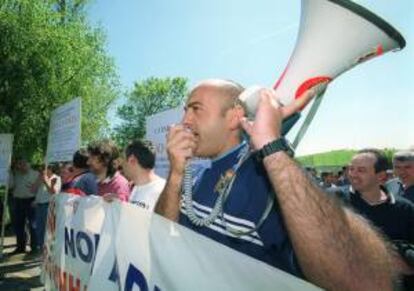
297, 149, 357, 171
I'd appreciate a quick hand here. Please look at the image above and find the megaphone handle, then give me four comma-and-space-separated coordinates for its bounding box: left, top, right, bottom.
281, 112, 301, 136
292, 89, 327, 149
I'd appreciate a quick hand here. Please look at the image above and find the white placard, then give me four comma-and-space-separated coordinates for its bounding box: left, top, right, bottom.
46, 98, 81, 162
146, 107, 183, 178
145, 107, 210, 178
0, 134, 13, 186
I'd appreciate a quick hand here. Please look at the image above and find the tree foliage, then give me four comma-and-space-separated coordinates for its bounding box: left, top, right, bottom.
382, 148, 397, 168
0, 0, 120, 161
113, 77, 188, 147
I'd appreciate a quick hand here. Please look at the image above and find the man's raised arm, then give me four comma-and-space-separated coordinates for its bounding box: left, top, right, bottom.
155, 125, 196, 222
241, 89, 394, 290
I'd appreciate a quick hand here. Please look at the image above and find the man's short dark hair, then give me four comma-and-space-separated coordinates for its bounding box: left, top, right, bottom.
47, 163, 60, 174
357, 148, 389, 173
125, 140, 156, 170
393, 150, 414, 162
72, 149, 89, 169
87, 139, 119, 177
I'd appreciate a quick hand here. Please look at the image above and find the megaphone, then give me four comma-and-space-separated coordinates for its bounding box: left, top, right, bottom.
239, 0, 406, 146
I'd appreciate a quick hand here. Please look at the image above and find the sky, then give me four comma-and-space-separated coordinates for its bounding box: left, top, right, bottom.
88, 0, 413, 156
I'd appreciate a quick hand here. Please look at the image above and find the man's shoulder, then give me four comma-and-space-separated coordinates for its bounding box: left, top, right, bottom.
28, 169, 39, 181
130, 185, 140, 197
142, 177, 166, 193
384, 196, 414, 226
76, 172, 98, 193
110, 172, 130, 194
155, 177, 166, 188
238, 154, 268, 178
78, 172, 97, 182
385, 178, 404, 196
324, 185, 352, 201
393, 195, 414, 211
405, 185, 414, 198
112, 171, 129, 184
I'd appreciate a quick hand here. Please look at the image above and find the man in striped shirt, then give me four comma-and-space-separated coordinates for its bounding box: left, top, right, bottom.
156, 79, 393, 290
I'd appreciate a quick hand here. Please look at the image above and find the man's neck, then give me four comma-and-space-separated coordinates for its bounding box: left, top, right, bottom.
212, 139, 244, 161
133, 170, 158, 186
360, 187, 388, 205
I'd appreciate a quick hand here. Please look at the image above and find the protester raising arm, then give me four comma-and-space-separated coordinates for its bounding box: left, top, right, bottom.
241, 89, 393, 291
154, 82, 307, 222
41, 170, 60, 194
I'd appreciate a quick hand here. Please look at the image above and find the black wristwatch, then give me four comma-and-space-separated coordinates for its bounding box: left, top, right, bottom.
255, 137, 295, 162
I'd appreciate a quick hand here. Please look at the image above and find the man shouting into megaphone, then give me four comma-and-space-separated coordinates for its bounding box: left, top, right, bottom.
155, 79, 393, 291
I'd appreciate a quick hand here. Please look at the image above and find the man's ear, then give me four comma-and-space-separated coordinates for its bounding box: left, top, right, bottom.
125, 155, 134, 165
228, 105, 246, 130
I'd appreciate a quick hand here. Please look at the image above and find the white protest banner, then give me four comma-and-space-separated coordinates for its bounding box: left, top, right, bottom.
0, 134, 13, 257
46, 98, 81, 163
0, 134, 13, 186
44, 193, 320, 291
115, 203, 320, 291
42, 194, 116, 290
88, 202, 120, 290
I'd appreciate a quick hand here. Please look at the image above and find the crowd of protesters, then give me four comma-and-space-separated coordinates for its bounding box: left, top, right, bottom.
306, 150, 414, 205
2, 140, 414, 287
1, 135, 413, 289
306, 149, 414, 289
2, 138, 164, 256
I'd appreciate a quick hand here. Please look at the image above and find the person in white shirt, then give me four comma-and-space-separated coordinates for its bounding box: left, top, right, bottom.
33, 165, 61, 249
11, 159, 39, 254
122, 140, 165, 211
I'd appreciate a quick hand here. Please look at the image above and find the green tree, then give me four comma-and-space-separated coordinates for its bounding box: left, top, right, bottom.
113, 77, 188, 147
0, 0, 120, 161
55, 0, 88, 23
383, 148, 397, 168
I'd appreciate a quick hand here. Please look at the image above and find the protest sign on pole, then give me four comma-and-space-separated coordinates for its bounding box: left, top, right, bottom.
0, 134, 13, 186
0, 133, 13, 257
46, 98, 82, 163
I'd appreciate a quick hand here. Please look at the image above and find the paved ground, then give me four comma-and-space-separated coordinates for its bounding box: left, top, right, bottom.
0, 236, 44, 291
